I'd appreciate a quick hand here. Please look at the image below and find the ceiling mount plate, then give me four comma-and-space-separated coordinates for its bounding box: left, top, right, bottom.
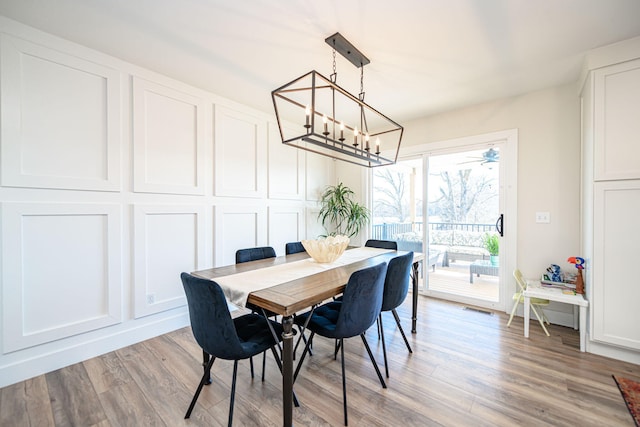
325, 32, 370, 68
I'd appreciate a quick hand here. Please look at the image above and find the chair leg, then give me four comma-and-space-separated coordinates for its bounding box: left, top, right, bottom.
294, 308, 316, 359
249, 356, 254, 379
541, 308, 551, 324
391, 309, 413, 353
506, 297, 520, 327
261, 351, 266, 382
530, 304, 550, 336
340, 339, 348, 426
185, 356, 216, 419
202, 350, 212, 384
294, 325, 313, 358
228, 360, 238, 427
293, 331, 315, 384
360, 334, 387, 389
379, 314, 389, 378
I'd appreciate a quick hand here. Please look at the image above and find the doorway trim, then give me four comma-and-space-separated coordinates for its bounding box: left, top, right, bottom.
393, 129, 518, 313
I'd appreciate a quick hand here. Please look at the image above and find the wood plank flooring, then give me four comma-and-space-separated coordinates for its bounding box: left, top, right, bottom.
2, 296, 639, 426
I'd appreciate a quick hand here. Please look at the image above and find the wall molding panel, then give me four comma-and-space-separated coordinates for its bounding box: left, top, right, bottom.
214, 105, 267, 198
268, 206, 305, 256
306, 206, 325, 241
133, 205, 205, 318
0, 34, 121, 192
132, 76, 205, 195
1, 202, 122, 353
306, 151, 335, 202
214, 204, 268, 266
268, 121, 305, 200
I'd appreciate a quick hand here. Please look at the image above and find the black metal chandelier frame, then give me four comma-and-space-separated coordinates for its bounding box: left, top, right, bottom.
271, 33, 403, 168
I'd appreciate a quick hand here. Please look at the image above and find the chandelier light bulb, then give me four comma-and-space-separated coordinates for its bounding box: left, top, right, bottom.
304, 105, 311, 128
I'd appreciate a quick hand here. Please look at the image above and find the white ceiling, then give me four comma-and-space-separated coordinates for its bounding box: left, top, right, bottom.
2, 0, 640, 122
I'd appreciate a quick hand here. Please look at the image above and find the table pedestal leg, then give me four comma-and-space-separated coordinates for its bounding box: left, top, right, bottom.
282, 316, 294, 427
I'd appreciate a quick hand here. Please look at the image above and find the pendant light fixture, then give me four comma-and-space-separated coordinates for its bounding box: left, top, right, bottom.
271, 33, 403, 167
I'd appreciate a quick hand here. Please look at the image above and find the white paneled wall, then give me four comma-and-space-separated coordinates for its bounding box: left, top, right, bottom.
133, 205, 206, 318
269, 206, 306, 256
132, 77, 205, 195
0, 34, 121, 191
214, 204, 268, 266
0, 17, 335, 387
268, 122, 305, 200
2, 203, 122, 353
214, 105, 267, 198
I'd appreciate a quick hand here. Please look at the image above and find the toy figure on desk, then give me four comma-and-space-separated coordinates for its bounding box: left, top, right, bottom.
567, 257, 585, 294
547, 264, 563, 282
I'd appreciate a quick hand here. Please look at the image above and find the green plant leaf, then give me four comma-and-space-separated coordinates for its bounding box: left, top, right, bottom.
317, 182, 370, 238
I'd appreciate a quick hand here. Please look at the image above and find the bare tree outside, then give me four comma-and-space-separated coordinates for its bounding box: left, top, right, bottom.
430, 168, 498, 224
373, 168, 409, 222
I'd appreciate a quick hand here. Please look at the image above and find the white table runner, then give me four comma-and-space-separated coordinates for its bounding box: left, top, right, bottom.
214, 247, 391, 308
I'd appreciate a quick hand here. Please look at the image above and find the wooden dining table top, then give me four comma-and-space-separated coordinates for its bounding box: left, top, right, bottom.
192, 250, 420, 317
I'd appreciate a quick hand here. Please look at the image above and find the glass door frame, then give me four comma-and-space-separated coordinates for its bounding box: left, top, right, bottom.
368, 129, 518, 313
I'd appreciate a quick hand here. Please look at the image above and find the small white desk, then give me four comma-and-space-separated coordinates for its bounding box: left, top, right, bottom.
523, 280, 589, 352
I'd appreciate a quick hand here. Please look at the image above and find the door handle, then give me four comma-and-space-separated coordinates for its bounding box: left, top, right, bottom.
495, 214, 504, 237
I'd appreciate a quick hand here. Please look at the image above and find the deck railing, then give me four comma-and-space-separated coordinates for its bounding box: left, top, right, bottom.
371, 222, 494, 240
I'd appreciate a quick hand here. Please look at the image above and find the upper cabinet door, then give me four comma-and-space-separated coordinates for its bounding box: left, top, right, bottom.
594, 58, 640, 181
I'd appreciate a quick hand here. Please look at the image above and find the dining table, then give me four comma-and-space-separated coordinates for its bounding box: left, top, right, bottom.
192, 247, 423, 427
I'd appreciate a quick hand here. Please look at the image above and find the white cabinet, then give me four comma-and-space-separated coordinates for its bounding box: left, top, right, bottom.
592, 181, 640, 349
593, 59, 640, 181
581, 44, 640, 360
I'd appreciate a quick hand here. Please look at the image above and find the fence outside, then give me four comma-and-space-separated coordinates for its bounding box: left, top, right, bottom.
371, 222, 494, 240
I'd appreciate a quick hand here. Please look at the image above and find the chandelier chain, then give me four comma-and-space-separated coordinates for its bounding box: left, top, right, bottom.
333, 48, 336, 76
359, 63, 365, 102
330, 42, 337, 83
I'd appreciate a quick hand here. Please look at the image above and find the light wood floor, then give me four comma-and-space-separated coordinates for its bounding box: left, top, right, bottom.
2, 296, 639, 426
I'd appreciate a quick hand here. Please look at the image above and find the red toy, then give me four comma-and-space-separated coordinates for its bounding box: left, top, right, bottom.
567, 257, 585, 294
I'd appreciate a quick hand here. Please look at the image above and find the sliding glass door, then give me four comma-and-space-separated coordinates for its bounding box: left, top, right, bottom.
425, 148, 500, 305
371, 144, 506, 310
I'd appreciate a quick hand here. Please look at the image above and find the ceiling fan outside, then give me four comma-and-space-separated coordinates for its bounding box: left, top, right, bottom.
459, 148, 500, 165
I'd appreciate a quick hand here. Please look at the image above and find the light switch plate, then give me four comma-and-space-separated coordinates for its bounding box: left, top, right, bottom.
536, 211, 550, 223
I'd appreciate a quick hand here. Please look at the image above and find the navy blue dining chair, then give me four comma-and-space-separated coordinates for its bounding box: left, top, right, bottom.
293, 262, 388, 426
180, 272, 284, 427
365, 239, 398, 250
377, 251, 414, 378
235, 246, 276, 264
285, 241, 306, 255
235, 246, 278, 380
